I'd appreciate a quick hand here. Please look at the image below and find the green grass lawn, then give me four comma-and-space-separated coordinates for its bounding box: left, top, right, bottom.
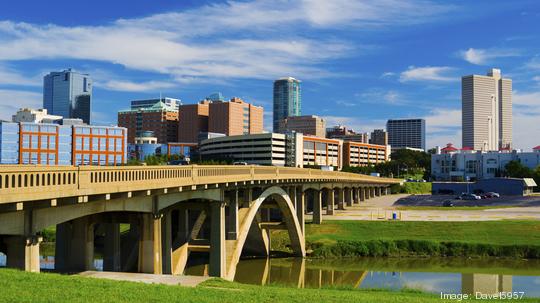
272, 220, 540, 258
304, 220, 540, 245
0, 269, 534, 303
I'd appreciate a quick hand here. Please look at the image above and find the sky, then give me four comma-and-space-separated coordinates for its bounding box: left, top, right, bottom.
0, 0, 539, 150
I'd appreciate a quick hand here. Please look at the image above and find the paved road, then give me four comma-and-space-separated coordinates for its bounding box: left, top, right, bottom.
78, 271, 209, 287
308, 194, 540, 221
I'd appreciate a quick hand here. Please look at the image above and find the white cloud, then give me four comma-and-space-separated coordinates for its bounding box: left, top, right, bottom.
100, 80, 177, 92
380, 72, 396, 78
0, 65, 42, 86
0, 89, 42, 120
526, 57, 540, 70
399, 66, 456, 82
0, 0, 452, 82
356, 89, 403, 104
459, 47, 520, 65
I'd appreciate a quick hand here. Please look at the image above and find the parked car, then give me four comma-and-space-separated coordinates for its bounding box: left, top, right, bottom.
457, 193, 481, 200
233, 161, 249, 165
168, 160, 189, 165
484, 192, 500, 198
442, 200, 454, 207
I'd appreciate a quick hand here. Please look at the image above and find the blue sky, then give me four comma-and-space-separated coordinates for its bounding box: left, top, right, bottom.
1, 0, 540, 149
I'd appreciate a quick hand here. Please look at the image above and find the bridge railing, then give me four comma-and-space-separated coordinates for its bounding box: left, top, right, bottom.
0, 165, 400, 204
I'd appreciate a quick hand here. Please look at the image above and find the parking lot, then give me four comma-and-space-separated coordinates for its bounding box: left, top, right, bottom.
394, 194, 540, 207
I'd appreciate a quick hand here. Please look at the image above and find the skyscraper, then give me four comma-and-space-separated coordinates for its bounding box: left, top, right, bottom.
273, 77, 301, 132
462, 68, 512, 151
43, 69, 92, 124
387, 119, 426, 151
370, 129, 388, 146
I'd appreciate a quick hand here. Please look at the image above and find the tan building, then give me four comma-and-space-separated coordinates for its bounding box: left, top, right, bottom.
462, 68, 512, 151
301, 136, 341, 169
343, 142, 390, 167
279, 115, 326, 137
118, 101, 178, 144
327, 125, 368, 143
178, 101, 210, 143
369, 129, 388, 146
209, 97, 263, 136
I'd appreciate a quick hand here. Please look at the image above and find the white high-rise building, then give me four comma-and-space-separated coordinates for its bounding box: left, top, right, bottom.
462, 68, 512, 151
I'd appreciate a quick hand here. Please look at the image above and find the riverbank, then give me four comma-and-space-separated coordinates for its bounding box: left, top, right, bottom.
0, 269, 535, 303
274, 220, 540, 258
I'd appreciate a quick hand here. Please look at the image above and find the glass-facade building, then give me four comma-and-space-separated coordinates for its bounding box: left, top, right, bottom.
273, 77, 301, 132
0, 122, 126, 165
386, 119, 426, 151
43, 69, 93, 124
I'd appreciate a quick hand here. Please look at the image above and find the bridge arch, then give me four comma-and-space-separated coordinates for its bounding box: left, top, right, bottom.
225, 186, 305, 280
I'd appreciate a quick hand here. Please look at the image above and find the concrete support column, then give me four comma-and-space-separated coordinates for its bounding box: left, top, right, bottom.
376, 187, 381, 196
346, 188, 353, 207
337, 188, 345, 210
313, 190, 323, 224
4, 235, 41, 272
297, 188, 305, 233
289, 187, 297, 210
371, 187, 376, 198
138, 213, 162, 274
209, 201, 226, 278
103, 223, 121, 272
326, 189, 335, 215
242, 188, 253, 208
161, 211, 173, 275
355, 188, 361, 203
227, 190, 239, 240
360, 188, 365, 202
55, 217, 94, 272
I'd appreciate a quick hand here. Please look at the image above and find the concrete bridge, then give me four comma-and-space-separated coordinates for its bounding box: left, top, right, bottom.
0, 165, 399, 280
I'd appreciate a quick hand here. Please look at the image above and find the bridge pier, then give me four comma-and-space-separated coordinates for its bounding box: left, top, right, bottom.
138, 213, 162, 274
103, 223, 121, 272
55, 218, 94, 272
376, 187, 382, 197
296, 188, 305, 233
337, 188, 345, 210
326, 189, 335, 215
346, 188, 353, 207
370, 187, 376, 199
313, 190, 323, 224
360, 188, 365, 202
3, 235, 41, 272
209, 201, 226, 278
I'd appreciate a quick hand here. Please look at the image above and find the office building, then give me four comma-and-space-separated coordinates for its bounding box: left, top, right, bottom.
178, 97, 263, 143
0, 121, 126, 165
327, 125, 369, 143
209, 97, 263, 136
273, 77, 301, 132
130, 97, 181, 111
198, 132, 390, 170
370, 129, 388, 146
431, 143, 540, 181
118, 101, 179, 144
43, 69, 92, 124
387, 118, 426, 151
128, 131, 195, 162
12, 108, 63, 124
279, 115, 325, 138
343, 142, 390, 167
178, 101, 210, 143
462, 68, 512, 151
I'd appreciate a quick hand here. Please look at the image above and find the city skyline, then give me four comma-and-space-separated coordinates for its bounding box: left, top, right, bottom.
0, 1, 540, 149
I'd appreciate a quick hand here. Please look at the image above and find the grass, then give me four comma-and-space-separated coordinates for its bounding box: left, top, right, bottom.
273, 220, 540, 258
399, 182, 432, 194
0, 268, 536, 303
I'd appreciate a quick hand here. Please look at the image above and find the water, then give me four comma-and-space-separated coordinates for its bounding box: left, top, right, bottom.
2, 252, 538, 297
186, 257, 540, 297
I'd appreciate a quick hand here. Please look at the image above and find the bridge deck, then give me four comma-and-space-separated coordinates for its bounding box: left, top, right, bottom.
0, 165, 400, 204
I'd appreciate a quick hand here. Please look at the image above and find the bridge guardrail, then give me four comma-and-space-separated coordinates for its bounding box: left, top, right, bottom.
0, 165, 400, 204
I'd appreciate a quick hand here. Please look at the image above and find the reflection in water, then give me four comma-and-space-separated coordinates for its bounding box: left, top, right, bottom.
185, 257, 540, 297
